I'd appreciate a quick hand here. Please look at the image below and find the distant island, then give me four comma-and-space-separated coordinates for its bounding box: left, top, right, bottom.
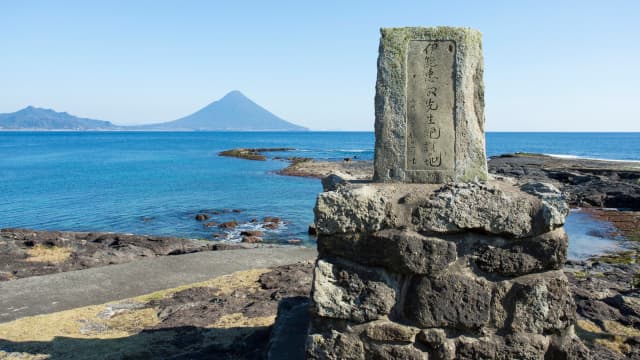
0, 91, 308, 131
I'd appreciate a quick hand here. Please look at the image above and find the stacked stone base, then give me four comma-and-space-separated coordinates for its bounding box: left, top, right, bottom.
305, 180, 588, 359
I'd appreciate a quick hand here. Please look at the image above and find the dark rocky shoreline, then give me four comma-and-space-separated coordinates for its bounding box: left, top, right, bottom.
1, 152, 639, 358
565, 256, 640, 358
488, 153, 640, 210
0, 228, 246, 281
275, 152, 640, 210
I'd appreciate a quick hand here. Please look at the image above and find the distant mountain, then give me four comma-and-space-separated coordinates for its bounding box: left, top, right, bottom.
0, 91, 307, 131
139, 91, 307, 131
0, 106, 118, 130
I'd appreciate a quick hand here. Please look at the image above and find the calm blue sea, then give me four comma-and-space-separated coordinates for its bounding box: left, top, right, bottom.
1, 131, 638, 258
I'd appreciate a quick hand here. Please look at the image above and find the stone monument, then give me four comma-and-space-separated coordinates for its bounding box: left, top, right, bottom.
303, 27, 587, 359
374, 27, 487, 184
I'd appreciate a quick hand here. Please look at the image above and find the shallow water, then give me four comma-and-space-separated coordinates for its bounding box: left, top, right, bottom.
565, 209, 622, 260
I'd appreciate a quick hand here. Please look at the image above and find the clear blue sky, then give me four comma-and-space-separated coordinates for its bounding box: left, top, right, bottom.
1, 1, 638, 131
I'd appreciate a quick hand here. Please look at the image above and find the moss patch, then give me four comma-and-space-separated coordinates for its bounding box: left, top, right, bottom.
595, 251, 636, 265
573, 270, 588, 279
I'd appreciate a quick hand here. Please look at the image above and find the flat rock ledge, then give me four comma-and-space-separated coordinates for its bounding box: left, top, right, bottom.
304, 179, 589, 359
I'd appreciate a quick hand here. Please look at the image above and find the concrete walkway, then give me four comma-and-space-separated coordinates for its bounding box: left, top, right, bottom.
0, 247, 317, 323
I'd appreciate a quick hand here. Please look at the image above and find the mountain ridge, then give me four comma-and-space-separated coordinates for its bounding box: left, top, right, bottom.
0, 91, 308, 131
0, 106, 119, 130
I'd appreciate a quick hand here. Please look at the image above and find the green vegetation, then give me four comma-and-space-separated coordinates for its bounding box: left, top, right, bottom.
595, 251, 636, 265
573, 271, 588, 279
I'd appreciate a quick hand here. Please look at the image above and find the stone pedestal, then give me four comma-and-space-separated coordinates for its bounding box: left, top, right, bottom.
305, 180, 587, 359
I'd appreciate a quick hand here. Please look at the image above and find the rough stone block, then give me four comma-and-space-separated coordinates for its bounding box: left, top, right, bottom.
318, 229, 456, 275
417, 328, 447, 346
306, 331, 364, 360
365, 343, 426, 360
364, 321, 419, 343
453, 336, 498, 359
374, 27, 487, 183
410, 182, 567, 238
455, 334, 550, 360
314, 184, 393, 235
496, 271, 576, 334
314, 181, 567, 238
416, 329, 456, 360
548, 328, 592, 360
404, 273, 492, 329
520, 182, 570, 229
473, 228, 568, 276
310, 258, 398, 323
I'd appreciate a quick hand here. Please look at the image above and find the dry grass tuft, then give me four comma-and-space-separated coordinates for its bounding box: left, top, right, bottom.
0, 305, 158, 342
211, 313, 275, 329
25, 244, 72, 264
602, 320, 640, 337
136, 268, 269, 302
576, 319, 640, 355
576, 319, 603, 334
595, 338, 632, 355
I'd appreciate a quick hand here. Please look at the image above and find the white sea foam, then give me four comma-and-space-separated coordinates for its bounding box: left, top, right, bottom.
336, 149, 370, 153
222, 221, 287, 243
545, 153, 640, 163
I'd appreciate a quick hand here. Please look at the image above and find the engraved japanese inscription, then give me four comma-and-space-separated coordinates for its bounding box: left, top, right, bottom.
405, 40, 456, 172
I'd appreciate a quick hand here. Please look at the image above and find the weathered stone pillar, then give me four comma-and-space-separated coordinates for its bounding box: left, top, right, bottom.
305, 27, 587, 359
374, 27, 487, 184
